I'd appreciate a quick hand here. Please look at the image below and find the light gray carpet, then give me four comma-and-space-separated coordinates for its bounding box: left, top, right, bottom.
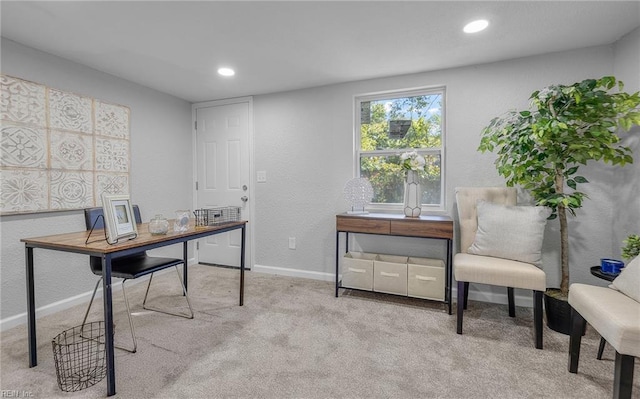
1, 265, 638, 398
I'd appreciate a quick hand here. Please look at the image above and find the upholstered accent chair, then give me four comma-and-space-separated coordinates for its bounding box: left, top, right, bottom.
454, 187, 547, 349
569, 282, 640, 399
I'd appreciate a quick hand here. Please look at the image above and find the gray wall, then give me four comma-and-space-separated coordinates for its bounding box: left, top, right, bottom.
253, 39, 639, 303
2, 28, 638, 327
0, 38, 192, 323
613, 27, 640, 259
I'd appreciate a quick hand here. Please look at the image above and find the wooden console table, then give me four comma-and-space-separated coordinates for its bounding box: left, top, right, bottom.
335, 213, 454, 314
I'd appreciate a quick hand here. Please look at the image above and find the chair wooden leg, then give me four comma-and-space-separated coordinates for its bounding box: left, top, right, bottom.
508, 287, 515, 317
463, 282, 469, 310
457, 280, 465, 334
533, 290, 543, 349
569, 307, 586, 373
613, 351, 635, 399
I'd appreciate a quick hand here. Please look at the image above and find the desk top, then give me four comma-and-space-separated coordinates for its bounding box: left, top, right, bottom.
336, 212, 453, 239
21, 220, 246, 254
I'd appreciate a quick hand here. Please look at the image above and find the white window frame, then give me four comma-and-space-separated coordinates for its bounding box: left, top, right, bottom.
354, 86, 446, 213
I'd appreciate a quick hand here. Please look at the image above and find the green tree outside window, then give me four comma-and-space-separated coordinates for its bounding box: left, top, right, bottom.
359, 92, 443, 205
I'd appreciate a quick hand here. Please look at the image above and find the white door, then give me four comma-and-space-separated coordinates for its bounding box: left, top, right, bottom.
195, 100, 251, 267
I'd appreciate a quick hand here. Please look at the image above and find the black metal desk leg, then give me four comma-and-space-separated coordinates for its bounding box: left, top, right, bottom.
345, 232, 349, 253
335, 231, 340, 297
239, 224, 245, 306
25, 246, 37, 367
102, 254, 116, 396
183, 241, 188, 294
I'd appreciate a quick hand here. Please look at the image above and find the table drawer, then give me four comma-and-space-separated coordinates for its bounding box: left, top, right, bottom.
390, 220, 453, 239
337, 217, 390, 234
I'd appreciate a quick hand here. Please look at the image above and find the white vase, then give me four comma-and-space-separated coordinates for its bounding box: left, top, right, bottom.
403, 170, 422, 217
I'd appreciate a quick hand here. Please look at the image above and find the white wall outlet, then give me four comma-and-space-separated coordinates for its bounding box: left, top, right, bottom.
288, 237, 296, 250
257, 170, 267, 183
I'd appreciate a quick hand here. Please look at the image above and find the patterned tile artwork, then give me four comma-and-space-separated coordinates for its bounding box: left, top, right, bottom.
49, 89, 93, 134
0, 74, 131, 214
50, 130, 93, 171
95, 100, 130, 139
95, 138, 129, 172
95, 173, 129, 205
1, 123, 48, 168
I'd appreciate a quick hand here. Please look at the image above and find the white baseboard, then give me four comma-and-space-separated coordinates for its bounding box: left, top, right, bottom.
458, 287, 534, 308
0, 259, 198, 333
3, 262, 535, 332
252, 264, 335, 282
253, 264, 534, 308
0, 282, 123, 332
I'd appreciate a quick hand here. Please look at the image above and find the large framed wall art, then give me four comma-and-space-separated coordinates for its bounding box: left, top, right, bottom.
0, 74, 131, 215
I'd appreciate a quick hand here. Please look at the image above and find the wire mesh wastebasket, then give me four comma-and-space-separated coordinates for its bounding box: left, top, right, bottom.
52, 321, 107, 392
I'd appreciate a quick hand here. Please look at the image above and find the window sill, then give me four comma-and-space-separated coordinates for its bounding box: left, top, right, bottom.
365, 205, 446, 215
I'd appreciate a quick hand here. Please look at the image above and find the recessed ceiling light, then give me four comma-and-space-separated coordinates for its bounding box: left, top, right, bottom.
463, 19, 489, 34
217, 67, 235, 77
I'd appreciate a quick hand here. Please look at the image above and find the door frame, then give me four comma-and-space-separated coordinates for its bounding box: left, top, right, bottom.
192, 96, 254, 269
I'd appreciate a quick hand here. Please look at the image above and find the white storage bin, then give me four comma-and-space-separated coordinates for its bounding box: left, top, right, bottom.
374, 254, 408, 296
342, 252, 376, 291
407, 257, 445, 300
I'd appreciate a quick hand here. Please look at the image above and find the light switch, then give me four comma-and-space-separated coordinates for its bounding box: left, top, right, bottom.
257, 171, 267, 183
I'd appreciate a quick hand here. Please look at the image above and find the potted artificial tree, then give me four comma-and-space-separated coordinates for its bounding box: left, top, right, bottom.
479, 76, 640, 334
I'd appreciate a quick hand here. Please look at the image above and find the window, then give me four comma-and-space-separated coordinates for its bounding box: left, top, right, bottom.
356, 87, 445, 210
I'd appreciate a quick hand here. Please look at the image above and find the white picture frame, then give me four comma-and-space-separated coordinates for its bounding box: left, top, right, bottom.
101, 193, 138, 244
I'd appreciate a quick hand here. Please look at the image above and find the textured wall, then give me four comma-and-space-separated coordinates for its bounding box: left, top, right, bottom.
253, 43, 633, 301
2, 32, 638, 324
612, 27, 640, 260
0, 38, 192, 321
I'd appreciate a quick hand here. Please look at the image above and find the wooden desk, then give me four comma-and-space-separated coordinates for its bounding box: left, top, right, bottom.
335, 213, 454, 313
22, 220, 246, 397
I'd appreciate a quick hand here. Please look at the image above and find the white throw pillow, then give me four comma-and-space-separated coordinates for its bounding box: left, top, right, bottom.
610, 256, 640, 303
467, 200, 551, 266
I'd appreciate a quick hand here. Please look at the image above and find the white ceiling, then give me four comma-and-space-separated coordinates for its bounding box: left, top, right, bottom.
2, 1, 639, 103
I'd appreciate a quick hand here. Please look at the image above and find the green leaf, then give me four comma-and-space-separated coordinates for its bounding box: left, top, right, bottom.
478, 75, 639, 232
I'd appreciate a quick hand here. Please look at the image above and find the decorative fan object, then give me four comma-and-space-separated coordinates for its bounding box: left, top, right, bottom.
343, 178, 374, 214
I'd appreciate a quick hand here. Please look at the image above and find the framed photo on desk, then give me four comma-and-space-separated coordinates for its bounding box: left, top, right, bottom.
102, 194, 138, 244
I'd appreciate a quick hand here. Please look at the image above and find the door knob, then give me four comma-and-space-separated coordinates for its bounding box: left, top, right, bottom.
241, 196, 248, 202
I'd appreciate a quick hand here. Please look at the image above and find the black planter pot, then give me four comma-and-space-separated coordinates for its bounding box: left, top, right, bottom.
544, 291, 572, 335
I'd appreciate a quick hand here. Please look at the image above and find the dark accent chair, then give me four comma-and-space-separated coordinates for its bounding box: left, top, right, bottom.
82, 206, 194, 353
